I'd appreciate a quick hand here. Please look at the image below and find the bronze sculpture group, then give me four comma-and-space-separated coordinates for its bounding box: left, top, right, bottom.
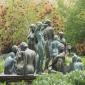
4, 20, 84, 75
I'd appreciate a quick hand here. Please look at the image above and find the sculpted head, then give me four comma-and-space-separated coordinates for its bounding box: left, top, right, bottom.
72, 54, 77, 63
77, 57, 82, 62
30, 24, 36, 33
36, 21, 43, 30
12, 45, 18, 54
44, 19, 51, 26
54, 35, 59, 40
58, 31, 64, 38
19, 42, 28, 51
9, 52, 15, 58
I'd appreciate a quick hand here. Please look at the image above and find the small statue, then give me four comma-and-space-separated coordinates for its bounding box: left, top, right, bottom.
28, 24, 36, 51
69, 53, 78, 72
43, 19, 54, 41
58, 31, 66, 45
4, 52, 16, 74
44, 35, 59, 70
35, 22, 45, 73
16, 42, 38, 75
51, 58, 65, 73
43, 20, 54, 70
74, 57, 84, 71
50, 35, 60, 58
66, 43, 71, 55
51, 43, 65, 73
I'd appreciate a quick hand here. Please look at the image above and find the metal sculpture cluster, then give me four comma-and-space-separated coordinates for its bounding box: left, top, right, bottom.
4, 20, 84, 76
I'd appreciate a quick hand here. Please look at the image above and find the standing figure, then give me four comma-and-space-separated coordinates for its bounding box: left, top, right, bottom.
58, 31, 66, 45
58, 31, 67, 53
43, 20, 54, 70
28, 24, 36, 51
67, 43, 71, 55
43, 20, 54, 41
35, 22, 45, 73
45, 35, 59, 70
50, 35, 60, 59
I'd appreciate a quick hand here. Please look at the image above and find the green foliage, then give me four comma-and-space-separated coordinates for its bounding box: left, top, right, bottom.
32, 71, 85, 85
65, 71, 85, 85
0, 0, 64, 53
32, 72, 72, 85
0, 59, 4, 73
82, 57, 85, 68
57, 0, 85, 46
66, 0, 85, 45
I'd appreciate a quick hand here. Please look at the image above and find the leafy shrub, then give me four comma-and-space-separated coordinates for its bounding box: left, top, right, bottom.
32, 71, 85, 85
32, 72, 72, 85
66, 71, 85, 85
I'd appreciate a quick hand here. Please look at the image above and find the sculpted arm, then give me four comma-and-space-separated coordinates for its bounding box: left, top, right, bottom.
34, 52, 39, 74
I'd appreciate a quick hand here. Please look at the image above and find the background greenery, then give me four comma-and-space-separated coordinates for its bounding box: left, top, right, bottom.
57, 0, 85, 54
0, 0, 85, 54
0, 0, 64, 53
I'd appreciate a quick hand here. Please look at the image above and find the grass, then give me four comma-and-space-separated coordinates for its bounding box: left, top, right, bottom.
0, 58, 4, 73
82, 57, 85, 68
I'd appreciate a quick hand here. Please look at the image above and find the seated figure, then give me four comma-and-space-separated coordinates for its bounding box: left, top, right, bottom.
74, 57, 84, 71
49, 42, 65, 73
69, 53, 78, 72
16, 42, 38, 75
4, 52, 16, 74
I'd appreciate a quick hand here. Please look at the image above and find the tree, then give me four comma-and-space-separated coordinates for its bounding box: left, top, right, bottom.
57, 0, 85, 46
0, 0, 64, 53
